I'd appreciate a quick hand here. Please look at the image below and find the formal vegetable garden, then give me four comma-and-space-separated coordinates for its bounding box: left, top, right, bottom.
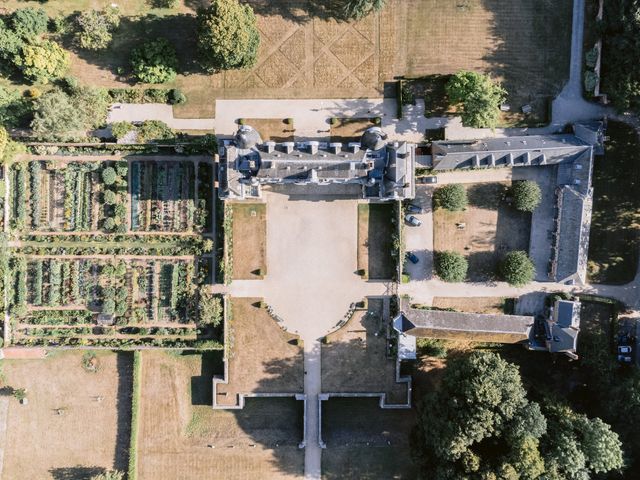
130, 160, 201, 232
8, 256, 223, 348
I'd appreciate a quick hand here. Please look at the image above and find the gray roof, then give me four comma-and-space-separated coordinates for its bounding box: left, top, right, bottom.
394, 307, 534, 344
360, 127, 387, 151
234, 125, 262, 150
546, 299, 581, 354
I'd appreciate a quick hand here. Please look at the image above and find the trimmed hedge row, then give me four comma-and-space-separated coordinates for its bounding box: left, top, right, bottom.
128, 351, 141, 480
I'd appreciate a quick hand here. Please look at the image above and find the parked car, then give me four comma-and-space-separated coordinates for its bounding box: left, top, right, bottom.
404, 214, 422, 226
406, 252, 419, 264
406, 204, 423, 214
618, 345, 632, 354
417, 175, 438, 184
618, 354, 633, 364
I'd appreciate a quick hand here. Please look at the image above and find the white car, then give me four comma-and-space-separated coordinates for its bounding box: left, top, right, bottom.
404, 214, 422, 227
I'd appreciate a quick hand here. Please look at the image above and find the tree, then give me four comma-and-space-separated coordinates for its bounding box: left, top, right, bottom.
149, 0, 178, 7
137, 120, 175, 143
198, 290, 223, 326
339, 0, 386, 20
103, 190, 117, 205
511, 180, 542, 212
413, 352, 547, 479
500, 250, 535, 286
102, 298, 115, 314
130, 38, 178, 84
75, 7, 121, 51
111, 121, 134, 139
91, 472, 124, 480
446, 71, 506, 128
11, 8, 48, 39
0, 19, 24, 62
196, 0, 260, 71
18, 40, 70, 83
434, 184, 467, 211
102, 167, 118, 186
434, 251, 468, 282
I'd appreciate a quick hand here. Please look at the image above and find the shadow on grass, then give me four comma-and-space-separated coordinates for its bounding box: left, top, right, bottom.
49, 466, 106, 480
246, 0, 377, 24
114, 352, 134, 473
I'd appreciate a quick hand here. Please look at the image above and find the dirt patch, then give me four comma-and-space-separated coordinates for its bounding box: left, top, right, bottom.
215, 298, 304, 407
330, 118, 380, 143
432, 296, 505, 314
138, 351, 304, 480
240, 119, 295, 142
231, 203, 267, 280
1, 351, 132, 480
433, 182, 531, 281
321, 397, 417, 480
357, 203, 394, 280
322, 298, 407, 404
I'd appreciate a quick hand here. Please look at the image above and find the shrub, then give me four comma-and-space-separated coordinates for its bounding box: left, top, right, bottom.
0, 126, 7, 160
434, 184, 467, 211
500, 250, 535, 286
130, 38, 178, 84
11, 8, 48, 39
18, 40, 70, 83
435, 251, 468, 282
103, 217, 116, 231
102, 167, 117, 185
339, 0, 386, 20
149, 0, 178, 8
137, 120, 174, 143
24, 88, 40, 98
102, 298, 116, 315
416, 338, 448, 358
75, 7, 121, 51
111, 121, 134, 140
103, 189, 117, 205
196, 0, 260, 71
168, 88, 186, 105
510, 180, 542, 212
128, 351, 141, 480
446, 71, 506, 128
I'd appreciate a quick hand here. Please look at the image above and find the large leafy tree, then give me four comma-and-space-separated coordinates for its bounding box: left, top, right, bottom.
196, 0, 260, 71
11, 7, 48, 39
17, 40, 70, 83
434, 251, 468, 283
413, 352, 624, 480
130, 38, 178, 84
434, 183, 467, 211
338, 0, 386, 20
500, 250, 535, 286
75, 7, 121, 51
446, 71, 506, 128
511, 180, 542, 212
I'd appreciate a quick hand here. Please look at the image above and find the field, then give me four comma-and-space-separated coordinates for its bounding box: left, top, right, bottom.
322, 298, 407, 404
433, 183, 531, 281
330, 118, 380, 143
587, 121, 640, 284
215, 298, 304, 407
130, 160, 198, 233
321, 398, 417, 480
357, 203, 394, 280
138, 350, 304, 480
403, 0, 572, 125
240, 119, 296, 142
231, 203, 267, 280
0, 351, 132, 480
432, 296, 505, 314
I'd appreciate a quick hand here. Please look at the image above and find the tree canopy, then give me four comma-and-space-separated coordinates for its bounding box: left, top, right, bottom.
500, 250, 535, 286
511, 180, 542, 212
196, 0, 260, 71
130, 38, 178, 84
434, 250, 468, 282
11, 7, 48, 39
75, 7, 121, 51
338, 0, 386, 20
413, 351, 624, 480
17, 40, 70, 83
446, 71, 506, 128
434, 183, 468, 211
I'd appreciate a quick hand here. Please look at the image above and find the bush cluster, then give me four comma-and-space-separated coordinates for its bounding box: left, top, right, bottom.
434, 184, 467, 211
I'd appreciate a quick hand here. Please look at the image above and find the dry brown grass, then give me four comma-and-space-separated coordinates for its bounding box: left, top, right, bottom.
432, 296, 505, 314
322, 298, 408, 404
241, 119, 295, 142
138, 351, 304, 480
330, 118, 380, 143
357, 203, 394, 280
433, 182, 531, 281
215, 298, 304, 407
1, 351, 131, 480
231, 203, 267, 280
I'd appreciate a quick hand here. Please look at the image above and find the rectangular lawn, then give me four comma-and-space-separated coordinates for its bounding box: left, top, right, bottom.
357, 203, 394, 280
231, 203, 267, 280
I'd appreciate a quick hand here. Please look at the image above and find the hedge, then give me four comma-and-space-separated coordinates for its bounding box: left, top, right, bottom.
128, 351, 141, 480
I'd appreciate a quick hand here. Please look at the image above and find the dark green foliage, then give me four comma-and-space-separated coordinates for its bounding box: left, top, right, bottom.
11, 8, 48, 39
0, 86, 34, 129
149, 0, 178, 7
434, 183, 467, 211
416, 338, 448, 358
196, 0, 260, 71
446, 71, 506, 128
510, 180, 542, 212
0, 19, 24, 62
168, 88, 186, 105
103, 189, 118, 205
434, 251, 468, 282
198, 290, 223, 326
499, 250, 535, 286
339, 0, 386, 20
29, 161, 41, 228
110, 121, 134, 140
130, 38, 178, 84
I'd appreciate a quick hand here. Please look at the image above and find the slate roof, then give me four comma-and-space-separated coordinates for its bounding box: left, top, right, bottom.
545, 299, 581, 355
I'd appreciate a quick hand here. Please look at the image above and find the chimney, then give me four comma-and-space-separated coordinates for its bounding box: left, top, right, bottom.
348, 142, 360, 153
308, 141, 319, 155
282, 142, 295, 154
329, 142, 342, 154
264, 141, 276, 153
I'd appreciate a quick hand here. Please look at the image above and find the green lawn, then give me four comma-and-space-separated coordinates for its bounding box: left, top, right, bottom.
587, 121, 640, 284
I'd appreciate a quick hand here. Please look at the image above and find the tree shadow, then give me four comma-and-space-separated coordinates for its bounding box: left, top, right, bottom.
49, 466, 105, 480
114, 352, 134, 473
188, 350, 223, 405
467, 182, 505, 210
245, 0, 369, 24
